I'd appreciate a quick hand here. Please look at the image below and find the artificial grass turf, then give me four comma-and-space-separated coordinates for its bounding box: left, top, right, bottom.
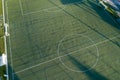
5, 0, 120, 80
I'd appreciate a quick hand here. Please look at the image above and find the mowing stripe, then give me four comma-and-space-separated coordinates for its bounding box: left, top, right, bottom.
14, 35, 120, 74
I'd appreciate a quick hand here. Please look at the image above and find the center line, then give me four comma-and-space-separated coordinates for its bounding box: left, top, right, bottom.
14, 35, 120, 74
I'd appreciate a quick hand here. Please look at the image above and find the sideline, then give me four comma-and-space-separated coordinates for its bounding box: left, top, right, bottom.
2, 0, 9, 80
19, 0, 24, 16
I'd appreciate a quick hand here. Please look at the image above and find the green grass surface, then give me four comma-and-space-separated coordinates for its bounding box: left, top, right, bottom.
0, 0, 4, 55
6, 0, 120, 80
0, 37, 4, 55
0, 0, 2, 15
0, 1, 6, 80
0, 25, 4, 55
0, 65, 6, 80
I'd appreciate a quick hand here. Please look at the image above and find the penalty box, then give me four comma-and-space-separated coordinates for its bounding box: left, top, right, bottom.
20, 0, 66, 15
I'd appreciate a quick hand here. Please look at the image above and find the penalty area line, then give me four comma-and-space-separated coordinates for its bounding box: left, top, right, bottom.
23, 5, 66, 15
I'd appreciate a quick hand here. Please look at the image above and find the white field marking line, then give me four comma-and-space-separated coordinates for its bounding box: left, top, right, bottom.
58, 34, 99, 73
2, 0, 9, 80
7, 15, 15, 80
6, 1, 14, 80
23, 5, 65, 15
14, 35, 120, 74
44, 5, 66, 12
19, 0, 24, 16
5, 0, 10, 78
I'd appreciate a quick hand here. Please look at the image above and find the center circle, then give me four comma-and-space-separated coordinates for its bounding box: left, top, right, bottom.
58, 34, 99, 72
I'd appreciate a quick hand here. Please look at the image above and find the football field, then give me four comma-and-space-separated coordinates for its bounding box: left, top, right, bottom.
4, 0, 120, 80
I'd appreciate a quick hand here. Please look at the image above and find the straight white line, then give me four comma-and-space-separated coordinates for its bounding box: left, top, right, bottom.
5, 1, 14, 80
23, 5, 65, 15
14, 35, 120, 74
2, 0, 9, 80
19, 0, 24, 16
8, 36, 14, 80
23, 9, 44, 15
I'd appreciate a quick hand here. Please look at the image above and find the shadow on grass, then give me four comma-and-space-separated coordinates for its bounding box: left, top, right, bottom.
60, 0, 83, 4
71, 0, 120, 30
8, 64, 20, 80
48, 0, 120, 48
85, 0, 120, 29
60, 0, 120, 29
68, 55, 109, 80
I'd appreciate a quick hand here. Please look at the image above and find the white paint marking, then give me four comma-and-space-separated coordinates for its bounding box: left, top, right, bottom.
23, 5, 65, 15
58, 34, 99, 72
19, 0, 24, 16
5, 1, 14, 80
14, 35, 120, 74
2, 0, 9, 80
